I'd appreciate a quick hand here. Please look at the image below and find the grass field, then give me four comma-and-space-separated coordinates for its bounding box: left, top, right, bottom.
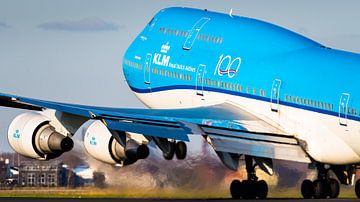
0, 186, 357, 199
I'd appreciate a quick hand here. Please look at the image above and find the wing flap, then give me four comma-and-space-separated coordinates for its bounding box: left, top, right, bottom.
202, 126, 298, 145
0, 94, 42, 111
207, 132, 310, 163
105, 119, 189, 141
209, 134, 310, 163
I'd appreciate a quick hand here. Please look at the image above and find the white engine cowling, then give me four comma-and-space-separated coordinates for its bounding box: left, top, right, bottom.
82, 120, 149, 166
7, 112, 74, 160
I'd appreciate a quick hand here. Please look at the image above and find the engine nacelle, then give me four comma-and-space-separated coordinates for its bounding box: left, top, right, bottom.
8, 112, 74, 160
82, 120, 149, 166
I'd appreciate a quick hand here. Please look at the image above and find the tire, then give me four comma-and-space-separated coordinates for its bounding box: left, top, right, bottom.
137, 144, 149, 159
175, 141, 187, 160
313, 179, 326, 199
230, 180, 242, 199
163, 141, 175, 160
256, 180, 268, 199
242, 180, 256, 199
355, 179, 360, 198
328, 178, 340, 198
301, 179, 313, 199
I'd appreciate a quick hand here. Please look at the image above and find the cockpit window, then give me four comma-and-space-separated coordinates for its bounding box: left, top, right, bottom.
148, 17, 155, 26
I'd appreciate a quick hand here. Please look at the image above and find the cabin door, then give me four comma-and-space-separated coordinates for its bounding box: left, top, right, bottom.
196, 64, 206, 96
270, 79, 282, 112
183, 17, 210, 50
339, 93, 350, 126
144, 53, 152, 85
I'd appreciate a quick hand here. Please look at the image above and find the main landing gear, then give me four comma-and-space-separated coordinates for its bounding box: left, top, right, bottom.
301, 164, 340, 199
230, 156, 268, 199
153, 137, 187, 160
163, 140, 187, 160
355, 179, 360, 198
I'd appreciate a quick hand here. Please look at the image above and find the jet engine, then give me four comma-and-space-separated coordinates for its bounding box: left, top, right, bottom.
7, 112, 74, 160
82, 120, 149, 166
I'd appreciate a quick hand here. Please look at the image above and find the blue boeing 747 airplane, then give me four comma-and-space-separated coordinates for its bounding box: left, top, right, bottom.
1, 7, 360, 199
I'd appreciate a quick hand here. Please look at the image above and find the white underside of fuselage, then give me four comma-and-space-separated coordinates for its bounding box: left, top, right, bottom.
134, 89, 360, 165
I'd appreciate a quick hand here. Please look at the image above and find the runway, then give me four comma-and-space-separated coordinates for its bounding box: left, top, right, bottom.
0, 198, 359, 202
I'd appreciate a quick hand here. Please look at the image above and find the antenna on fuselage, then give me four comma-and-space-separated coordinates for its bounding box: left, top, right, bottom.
229, 8, 233, 18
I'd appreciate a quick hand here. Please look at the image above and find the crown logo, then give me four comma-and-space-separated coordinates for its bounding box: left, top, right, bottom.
161, 42, 170, 54
13, 129, 21, 139
90, 136, 97, 146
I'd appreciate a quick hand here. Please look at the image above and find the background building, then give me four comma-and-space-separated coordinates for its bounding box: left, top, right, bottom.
0, 159, 8, 181
18, 161, 68, 187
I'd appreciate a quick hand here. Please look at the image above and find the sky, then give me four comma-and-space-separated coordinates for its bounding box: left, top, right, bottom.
0, 0, 360, 152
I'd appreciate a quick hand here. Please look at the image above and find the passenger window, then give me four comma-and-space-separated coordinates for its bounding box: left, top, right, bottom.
212, 80, 217, 86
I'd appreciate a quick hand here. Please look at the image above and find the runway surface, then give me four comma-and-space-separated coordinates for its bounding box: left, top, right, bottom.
0, 198, 359, 202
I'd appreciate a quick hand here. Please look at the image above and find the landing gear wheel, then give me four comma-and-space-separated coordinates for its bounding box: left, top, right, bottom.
313, 179, 326, 199
163, 141, 175, 160
328, 178, 340, 198
301, 179, 314, 199
230, 180, 242, 199
256, 180, 268, 199
137, 144, 149, 159
175, 141, 187, 160
355, 179, 360, 198
242, 180, 257, 199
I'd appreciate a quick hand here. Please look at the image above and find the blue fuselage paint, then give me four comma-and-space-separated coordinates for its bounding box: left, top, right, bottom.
122, 7, 360, 121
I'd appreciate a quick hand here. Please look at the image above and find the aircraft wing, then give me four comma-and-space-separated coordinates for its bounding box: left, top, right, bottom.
0, 92, 310, 163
